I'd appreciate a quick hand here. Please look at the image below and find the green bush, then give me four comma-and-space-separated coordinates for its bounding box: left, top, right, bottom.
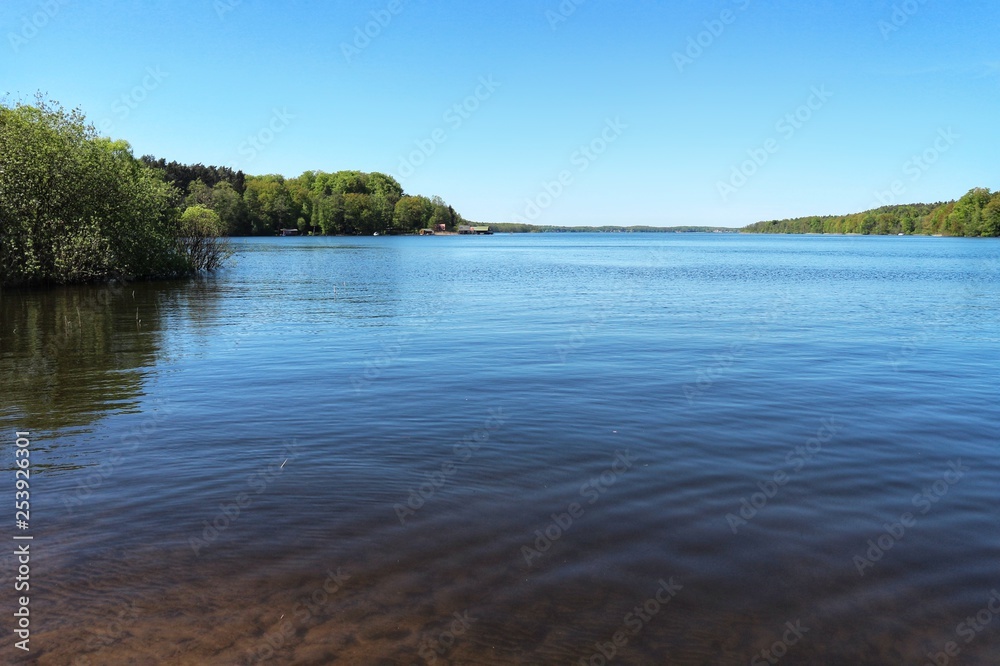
179, 205, 231, 271
0, 98, 225, 286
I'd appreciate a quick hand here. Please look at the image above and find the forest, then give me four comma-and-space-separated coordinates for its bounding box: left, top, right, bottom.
140, 157, 469, 237
0, 98, 221, 287
742, 189, 1000, 237
5, 96, 996, 288
0, 98, 469, 286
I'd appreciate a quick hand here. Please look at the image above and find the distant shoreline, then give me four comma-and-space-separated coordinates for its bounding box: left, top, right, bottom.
248, 229, 983, 238
742, 188, 999, 237
260, 227, 740, 237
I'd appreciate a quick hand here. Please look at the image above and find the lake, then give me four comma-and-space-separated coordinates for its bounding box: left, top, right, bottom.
2, 233, 998, 665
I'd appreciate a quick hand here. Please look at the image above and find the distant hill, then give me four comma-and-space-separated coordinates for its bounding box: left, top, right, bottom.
742, 187, 1000, 237
488, 223, 736, 233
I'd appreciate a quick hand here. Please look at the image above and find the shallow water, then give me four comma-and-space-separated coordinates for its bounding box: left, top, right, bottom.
2, 234, 998, 664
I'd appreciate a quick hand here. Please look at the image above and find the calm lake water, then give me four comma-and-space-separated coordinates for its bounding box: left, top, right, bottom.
2, 233, 999, 665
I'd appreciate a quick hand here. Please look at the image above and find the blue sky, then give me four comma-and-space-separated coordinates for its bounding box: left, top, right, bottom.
2, 0, 998, 227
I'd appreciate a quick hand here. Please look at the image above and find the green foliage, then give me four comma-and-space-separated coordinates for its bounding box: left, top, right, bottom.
429, 204, 454, 230
343, 193, 375, 234
982, 197, 1000, 237
313, 193, 345, 235
743, 190, 1000, 237
208, 181, 248, 235
946, 187, 995, 237
243, 175, 296, 235
0, 97, 205, 286
140, 155, 245, 195
184, 179, 247, 234
178, 206, 230, 271
180, 205, 224, 235
367, 171, 405, 202
393, 195, 433, 231
142, 161, 462, 237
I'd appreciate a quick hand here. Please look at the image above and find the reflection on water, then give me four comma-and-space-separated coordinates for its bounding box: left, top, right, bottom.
0, 283, 159, 436
0, 279, 225, 439
2, 235, 999, 665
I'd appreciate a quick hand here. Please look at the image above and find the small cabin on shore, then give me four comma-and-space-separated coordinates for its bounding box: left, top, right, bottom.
280, 229, 300, 237
458, 225, 493, 235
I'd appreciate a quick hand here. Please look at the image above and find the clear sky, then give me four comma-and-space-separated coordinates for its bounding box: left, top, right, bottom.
2, 0, 998, 227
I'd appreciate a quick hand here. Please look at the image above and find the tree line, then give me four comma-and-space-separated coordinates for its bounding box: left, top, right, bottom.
742, 189, 1000, 237
0, 98, 471, 286
140, 158, 470, 237
0, 98, 226, 287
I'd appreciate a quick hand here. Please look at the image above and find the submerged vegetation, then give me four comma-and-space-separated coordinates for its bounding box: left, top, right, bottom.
743, 189, 1000, 237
